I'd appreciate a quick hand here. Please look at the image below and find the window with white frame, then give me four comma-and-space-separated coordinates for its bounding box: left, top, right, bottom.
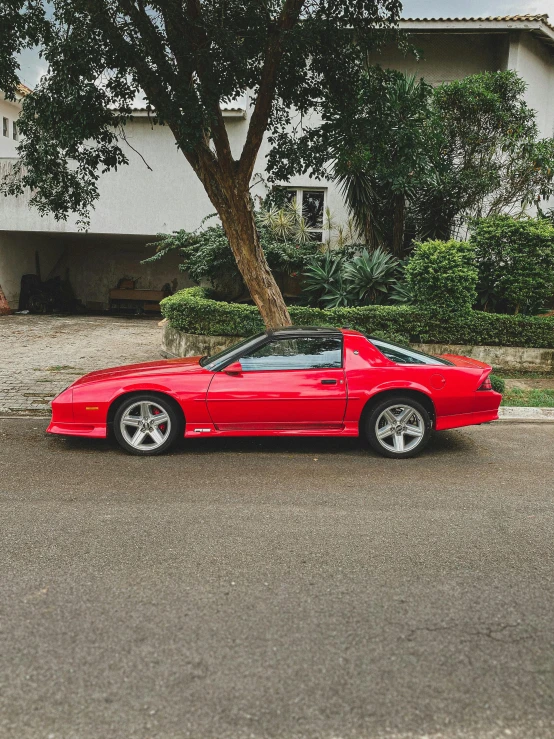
2, 117, 8, 137
12, 121, 18, 140
283, 188, 326, 242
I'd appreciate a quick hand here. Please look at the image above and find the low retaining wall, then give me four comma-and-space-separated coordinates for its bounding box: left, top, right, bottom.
161, 325, 240, 360
161, 325, 554, 373
412, 344, 554, 373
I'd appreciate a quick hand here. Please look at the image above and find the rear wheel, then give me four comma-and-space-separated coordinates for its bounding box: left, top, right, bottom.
365, 396, 432, 459
113, 394, 181, 456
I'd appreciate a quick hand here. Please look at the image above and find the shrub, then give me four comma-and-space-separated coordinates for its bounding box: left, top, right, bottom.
369, 329, 412, 347
471, 216, 554, 315
143, 225, 318, 299
489, 374, 506, 394
161, 288, 554, 348
405, 239, 478, 312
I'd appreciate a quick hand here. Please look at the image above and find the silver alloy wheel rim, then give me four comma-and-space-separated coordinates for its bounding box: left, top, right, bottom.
120, 400, 171, 451
375, 404, 425, 454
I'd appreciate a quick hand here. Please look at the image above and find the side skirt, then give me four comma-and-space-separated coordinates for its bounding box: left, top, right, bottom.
184, 422, 359, 438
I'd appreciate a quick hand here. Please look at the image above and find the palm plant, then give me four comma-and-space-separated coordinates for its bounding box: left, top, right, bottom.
389, 279, 414, 304
319, 273, 357, 308
342, 247, 400, 304
332, 163, 383, 249
257, 200, 315, 245
328, 70, 436, 257
302, 252, 345, 305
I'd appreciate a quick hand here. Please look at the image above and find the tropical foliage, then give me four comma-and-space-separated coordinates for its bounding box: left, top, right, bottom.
269, 70, 554, 257
470, 216, 554, 315
418, 72, 554, 240
143, 222, 319, 300
1, 0, 402, 329
302, 247, 402, 309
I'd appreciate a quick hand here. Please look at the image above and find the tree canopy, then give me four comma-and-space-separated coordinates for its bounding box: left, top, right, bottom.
0, 1, 44, 97
1, 0, 402, 327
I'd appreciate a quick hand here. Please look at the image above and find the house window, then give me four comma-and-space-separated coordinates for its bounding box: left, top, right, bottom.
2, 117, 8, 137
284, 188, 326, 242
12, 121, 18, 141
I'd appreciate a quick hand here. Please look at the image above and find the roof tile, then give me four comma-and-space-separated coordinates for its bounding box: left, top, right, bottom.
401, 15, 554, 32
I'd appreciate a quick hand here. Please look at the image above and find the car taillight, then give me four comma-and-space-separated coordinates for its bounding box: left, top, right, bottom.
477, 377, 493, 391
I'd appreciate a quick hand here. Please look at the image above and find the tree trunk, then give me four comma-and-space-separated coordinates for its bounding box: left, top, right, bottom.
215, 187, 292, 329
391, 192, 406, 259
363, 217, 380, 251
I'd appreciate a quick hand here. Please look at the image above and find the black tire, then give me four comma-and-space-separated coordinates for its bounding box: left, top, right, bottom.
113, 394, 182, 456
365, 395, 432, 459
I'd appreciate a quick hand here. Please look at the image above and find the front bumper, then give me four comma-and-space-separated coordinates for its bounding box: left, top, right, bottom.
47, 386, 108, 438
46, 420, 108, 438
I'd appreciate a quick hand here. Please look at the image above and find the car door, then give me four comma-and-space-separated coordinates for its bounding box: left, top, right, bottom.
206, 335, 347, 430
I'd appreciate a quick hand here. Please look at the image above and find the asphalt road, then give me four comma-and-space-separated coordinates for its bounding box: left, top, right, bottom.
1, 419, 554, 739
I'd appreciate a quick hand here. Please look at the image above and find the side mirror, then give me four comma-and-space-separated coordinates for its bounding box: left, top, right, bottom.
224, 360, 243, 375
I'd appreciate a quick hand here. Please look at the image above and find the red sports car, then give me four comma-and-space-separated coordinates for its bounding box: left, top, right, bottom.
47, 327, 502, 458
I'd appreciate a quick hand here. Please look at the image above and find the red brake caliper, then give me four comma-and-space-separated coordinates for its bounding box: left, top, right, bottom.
152, 407, 166, 433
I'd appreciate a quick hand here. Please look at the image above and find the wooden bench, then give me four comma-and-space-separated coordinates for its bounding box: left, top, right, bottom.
108, 288, 166, 313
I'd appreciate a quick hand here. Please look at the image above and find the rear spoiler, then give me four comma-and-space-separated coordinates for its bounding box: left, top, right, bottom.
438, 353, 492, 370
439, 353, 493, 391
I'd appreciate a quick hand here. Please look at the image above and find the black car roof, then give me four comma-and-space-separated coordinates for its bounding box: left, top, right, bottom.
267, 326, 342, 338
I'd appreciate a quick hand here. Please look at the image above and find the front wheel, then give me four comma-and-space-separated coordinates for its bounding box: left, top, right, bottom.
365, 396, 432, 459
113, 394, 181, 455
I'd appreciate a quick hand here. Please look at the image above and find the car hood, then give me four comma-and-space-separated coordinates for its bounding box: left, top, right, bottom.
439, 353, 492, 370
71, 356, 205, 386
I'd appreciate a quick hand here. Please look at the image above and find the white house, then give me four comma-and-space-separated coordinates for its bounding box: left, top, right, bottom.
2, 14, 554, 310
0, 84, 29, 158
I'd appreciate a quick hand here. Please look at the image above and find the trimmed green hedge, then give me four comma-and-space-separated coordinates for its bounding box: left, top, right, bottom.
161, 287, 554, 349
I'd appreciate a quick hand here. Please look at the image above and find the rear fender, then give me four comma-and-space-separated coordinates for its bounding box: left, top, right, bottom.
348, 380, 436, 426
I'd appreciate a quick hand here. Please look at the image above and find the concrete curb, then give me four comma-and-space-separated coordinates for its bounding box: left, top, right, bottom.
497, 407, 554, 423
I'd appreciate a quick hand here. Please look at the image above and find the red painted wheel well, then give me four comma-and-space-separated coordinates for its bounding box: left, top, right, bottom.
106, 391, 185, 432
359, 389, 436, 429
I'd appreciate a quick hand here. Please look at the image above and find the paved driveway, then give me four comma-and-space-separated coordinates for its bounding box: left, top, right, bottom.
1, 419, 554, 739
0, 315, 161, 415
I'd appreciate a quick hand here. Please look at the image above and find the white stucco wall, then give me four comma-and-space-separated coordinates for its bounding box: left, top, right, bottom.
0, 103, 347, 307
508, 31, 554, 138
0, 230, 194, 308
0, 109, 348, 237
0, 97, 21, 157
367, 33, 509, 84
0, 231, 65, 306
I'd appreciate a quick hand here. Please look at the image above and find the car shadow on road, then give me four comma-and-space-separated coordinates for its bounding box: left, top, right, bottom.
50, 427, 478, 459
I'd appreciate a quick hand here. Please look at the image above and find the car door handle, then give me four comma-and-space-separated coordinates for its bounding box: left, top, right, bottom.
321, 379, 337, 385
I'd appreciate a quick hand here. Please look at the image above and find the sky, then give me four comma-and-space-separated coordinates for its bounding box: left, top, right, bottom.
15, 0, 554, 88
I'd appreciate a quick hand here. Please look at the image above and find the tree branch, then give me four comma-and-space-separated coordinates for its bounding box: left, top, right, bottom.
180, 0, 236, 178
237, 0, 305, 186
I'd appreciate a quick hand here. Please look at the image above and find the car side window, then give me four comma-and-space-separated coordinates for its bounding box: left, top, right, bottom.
239, 337, 343, 371
369, 338, 453, 366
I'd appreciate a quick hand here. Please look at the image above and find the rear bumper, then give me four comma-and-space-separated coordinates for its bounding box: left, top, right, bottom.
435, 409, 499, 431
46, 421, 107, 438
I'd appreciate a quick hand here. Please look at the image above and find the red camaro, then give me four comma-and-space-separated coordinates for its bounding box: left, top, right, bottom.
47, 327, 502, 458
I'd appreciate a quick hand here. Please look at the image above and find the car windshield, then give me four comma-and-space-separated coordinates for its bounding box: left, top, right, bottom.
200, 333, 266, 370
367, 336, 454, 366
